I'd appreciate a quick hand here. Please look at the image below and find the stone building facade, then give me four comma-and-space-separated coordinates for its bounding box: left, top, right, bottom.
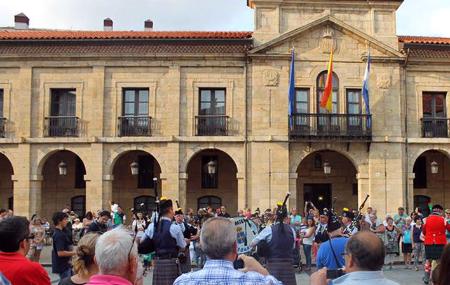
0, 0, 449, 220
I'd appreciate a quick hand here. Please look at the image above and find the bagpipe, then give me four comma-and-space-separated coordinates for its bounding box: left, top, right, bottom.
351, 194, 370, 231
256, 192, 290, 258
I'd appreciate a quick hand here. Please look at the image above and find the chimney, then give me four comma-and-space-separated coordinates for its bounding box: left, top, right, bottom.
103, 18, 113, 31
144, 19, 153, 31
14, 13, 29, 29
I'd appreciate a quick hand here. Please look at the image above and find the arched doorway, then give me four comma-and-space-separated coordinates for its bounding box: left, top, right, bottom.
413, 150, 450, 215
41, 150, 86, 219
186, 149, 238, 215
112, 151, 160, 222
297, 150, 358, 212
0, 153, 13, 211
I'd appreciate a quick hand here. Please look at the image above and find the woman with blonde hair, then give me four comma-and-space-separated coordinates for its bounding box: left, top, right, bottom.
59, 233, 99, 285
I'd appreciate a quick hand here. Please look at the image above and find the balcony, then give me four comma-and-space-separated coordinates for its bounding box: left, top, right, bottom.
44, 116, 80, 137
195, 115, 229, 136
0, 118, 5, 138
118, 116, 152, 137
421, 118, 449, 138
289, 113, 372, 141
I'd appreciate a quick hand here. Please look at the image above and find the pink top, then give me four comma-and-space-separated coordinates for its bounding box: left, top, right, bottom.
86, 275, 132, 285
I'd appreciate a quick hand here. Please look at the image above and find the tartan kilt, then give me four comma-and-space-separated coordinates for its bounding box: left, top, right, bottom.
425, 244, 445, 260
267, 258, 296, 285
180, 250, 192, 273
153, 258, 180, 285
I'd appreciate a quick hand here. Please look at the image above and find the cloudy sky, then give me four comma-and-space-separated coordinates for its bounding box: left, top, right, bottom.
0, 0, 449, 37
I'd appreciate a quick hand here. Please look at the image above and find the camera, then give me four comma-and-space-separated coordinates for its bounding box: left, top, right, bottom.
326, 269, 345, 279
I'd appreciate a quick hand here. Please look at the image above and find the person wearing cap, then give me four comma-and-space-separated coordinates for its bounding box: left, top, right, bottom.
142, 198, 187, 285
250, 201, 296, 285
342, 208, 358, 237
316, 208, 349, 270
174, 207, 198, 273
422, 204, 450, 284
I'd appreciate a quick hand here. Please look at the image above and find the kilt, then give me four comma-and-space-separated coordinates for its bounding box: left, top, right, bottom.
267, 258, 296, 285
153, 258, 180, 285
180, 250, 192, 273
425, 244, 445, 260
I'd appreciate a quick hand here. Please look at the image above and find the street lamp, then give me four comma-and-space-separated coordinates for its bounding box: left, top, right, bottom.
207, 160, 217, 175
130, 161, 139, 176
323, 161, 331, 175
431, 161, 439, 174
58, 161, 67, 176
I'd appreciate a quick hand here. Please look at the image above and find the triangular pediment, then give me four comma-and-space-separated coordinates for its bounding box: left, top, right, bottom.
249, 15, 404, 59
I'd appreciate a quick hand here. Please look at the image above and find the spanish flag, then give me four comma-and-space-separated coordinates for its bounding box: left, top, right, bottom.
320, 49, 334, 112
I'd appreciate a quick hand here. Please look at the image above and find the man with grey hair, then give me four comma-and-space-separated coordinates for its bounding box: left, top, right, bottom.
174, 217, 282, 285
86, 228, 142, 285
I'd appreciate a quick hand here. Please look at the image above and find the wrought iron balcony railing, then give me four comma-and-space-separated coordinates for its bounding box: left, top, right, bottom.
118, 116, 152, 137
44, 116, 79, 137
421, 117, 449, 138
195, 115, 229, 136
0, 117, 5, 138
289, 113, 372, 140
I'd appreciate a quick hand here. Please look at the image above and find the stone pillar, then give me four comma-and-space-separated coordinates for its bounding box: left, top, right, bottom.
237, 172, 246, 211
179, 173, 188, 210
288, 172, 298, 210
102, 175, 114, 211
13, 174, 41, 218
407, 172, 415, 214
357, 170, 370, 208
29, 175, 43, 217
159, 173, 169, 199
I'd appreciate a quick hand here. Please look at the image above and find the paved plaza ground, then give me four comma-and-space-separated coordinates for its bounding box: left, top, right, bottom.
39, 246, 424, 284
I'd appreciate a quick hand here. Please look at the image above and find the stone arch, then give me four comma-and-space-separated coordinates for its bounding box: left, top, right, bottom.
0, 152, 14, 175
36, 147, 90, 177
183, 146, 241, 174
0, 152, 14, 211
408, 147, 450, 174
106, 146, 165, 177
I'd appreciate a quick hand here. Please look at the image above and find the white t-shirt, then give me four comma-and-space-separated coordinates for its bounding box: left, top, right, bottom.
301, 227, 315, 245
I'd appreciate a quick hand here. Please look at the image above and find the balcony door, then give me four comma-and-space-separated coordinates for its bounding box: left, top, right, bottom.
121, 89, 150, 136
346, 89, 362, 134
317, 71, 339, 133
422, 92, 447, 137
198, 88, 226, 135
49, 89, 77, 136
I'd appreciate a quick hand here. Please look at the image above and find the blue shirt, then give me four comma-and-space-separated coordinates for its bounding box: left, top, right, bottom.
143, 217, 187, 248
402, 225, 413, 244
317, 237, 348, 270
331, 271, 400, 285
250, 223, 296, 249
174, 259, 282, 285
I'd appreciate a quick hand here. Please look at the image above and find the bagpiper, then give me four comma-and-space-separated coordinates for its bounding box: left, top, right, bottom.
142, 198, 187, 285
174, 207, 198, 273
341, 208, 358, 237
251, 197, 296, 285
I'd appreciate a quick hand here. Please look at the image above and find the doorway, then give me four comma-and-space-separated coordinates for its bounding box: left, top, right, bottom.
304, 184, 332, 211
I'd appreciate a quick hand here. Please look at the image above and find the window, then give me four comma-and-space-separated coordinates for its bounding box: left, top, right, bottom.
295, 89, 309, 114
134, 195, 156, 216
0, 89, 3, 118
413, 156, 427, 188
199, 89, 226, 116
422, 92, 447, 137
317, 71, 339, 114
198, 196, 222, 211
201, 155, 218, 189
138, 155, 154, 189
75, 157, 86, 189
122, 89, 149, 116
347, 89, 362, 129
51, 89, 76, 117
423, 92, 446, 118
71, 195, 86, 218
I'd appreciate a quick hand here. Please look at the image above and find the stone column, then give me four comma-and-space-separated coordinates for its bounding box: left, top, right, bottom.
102, 175, 114, 211
179, 173, 188, 210
288, 172, 298, 210
28, 175, 43, 217
13, 174, 41, 218
237, 172, 246, 211
407, 172, 415, 213
357, 171, 370, 208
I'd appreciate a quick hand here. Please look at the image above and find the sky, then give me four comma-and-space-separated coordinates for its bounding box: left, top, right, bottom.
0, 0, 449, 37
